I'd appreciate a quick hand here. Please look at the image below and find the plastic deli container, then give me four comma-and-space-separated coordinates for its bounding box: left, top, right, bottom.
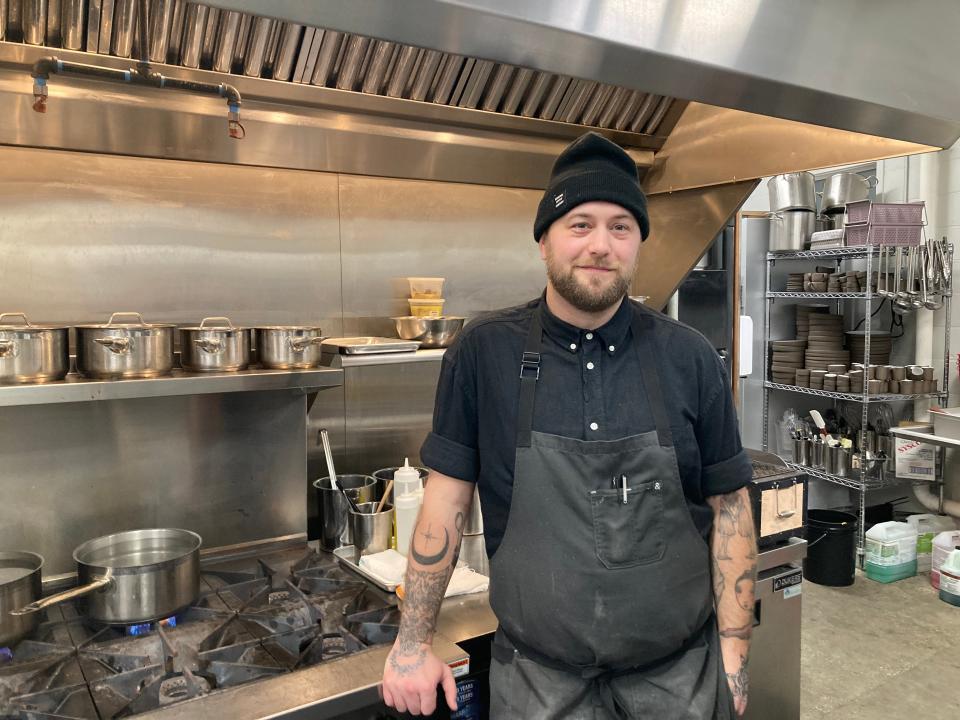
408, 298, 445, 318
407, 277, 445, 299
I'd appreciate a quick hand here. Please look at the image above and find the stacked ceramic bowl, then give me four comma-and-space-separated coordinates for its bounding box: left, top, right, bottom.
846, 331, 891, 365
795, 305, 830, 341
804, 313, 849, 370
770, 339, 807, 384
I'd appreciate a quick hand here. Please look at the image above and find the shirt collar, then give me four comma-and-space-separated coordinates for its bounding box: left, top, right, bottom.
537, 291, 634, 356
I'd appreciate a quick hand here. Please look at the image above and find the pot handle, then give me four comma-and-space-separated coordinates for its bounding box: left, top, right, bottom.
194, 338, 225, 354
9, 573, 113, 616
288, 336, 326, 352
199, 316, 235, 330
0, 340, 15, 358
866, 175, 879, 188
0, 312, 32, 327
106, 311, 147, 327
94, 337, 133, 354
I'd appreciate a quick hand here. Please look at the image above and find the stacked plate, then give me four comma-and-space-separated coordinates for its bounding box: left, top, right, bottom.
795, 305, 830, 341
770, 339, 807, 383
786, 273, 805, 291
846, 331, 892, 365
805, 313, 850, 370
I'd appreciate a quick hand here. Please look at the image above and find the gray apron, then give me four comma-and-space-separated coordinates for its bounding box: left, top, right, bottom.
488, 308, 734, 719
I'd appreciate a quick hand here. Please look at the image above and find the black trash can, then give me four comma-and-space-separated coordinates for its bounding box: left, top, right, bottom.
804, 509, 858, 586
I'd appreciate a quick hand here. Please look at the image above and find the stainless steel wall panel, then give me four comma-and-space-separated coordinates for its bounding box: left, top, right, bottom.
0, 392, 311, 575
337, 175, 543, 336
0, 146, 344, 334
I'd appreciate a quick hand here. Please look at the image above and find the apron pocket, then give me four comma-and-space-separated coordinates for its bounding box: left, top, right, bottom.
589, 481, 665, 569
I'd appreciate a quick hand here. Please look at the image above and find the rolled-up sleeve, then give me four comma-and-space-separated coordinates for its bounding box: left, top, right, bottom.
697, 353, 752, 497
420, 343, 480, 483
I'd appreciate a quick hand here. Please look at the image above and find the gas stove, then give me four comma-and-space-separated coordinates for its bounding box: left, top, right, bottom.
0, 544, 400, 719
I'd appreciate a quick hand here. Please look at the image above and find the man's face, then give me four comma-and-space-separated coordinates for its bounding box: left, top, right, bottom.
540, 201, 643, 313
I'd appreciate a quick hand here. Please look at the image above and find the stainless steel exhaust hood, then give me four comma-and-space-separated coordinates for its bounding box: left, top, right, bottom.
0, 0, 952, 308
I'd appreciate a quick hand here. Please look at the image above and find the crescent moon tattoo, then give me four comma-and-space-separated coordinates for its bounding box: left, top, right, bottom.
410, 527, 450, 566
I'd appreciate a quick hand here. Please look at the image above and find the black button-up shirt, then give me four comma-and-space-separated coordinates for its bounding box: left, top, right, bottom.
421, 294, 751, 558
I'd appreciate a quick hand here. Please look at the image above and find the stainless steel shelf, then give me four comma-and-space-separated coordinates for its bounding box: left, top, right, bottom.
786, 462, 896, 491
765, 382, 943, 403
0, 367, 344, 407
766, 291, 871, 300
767, 247, 878, 260
891, 426, 960, 451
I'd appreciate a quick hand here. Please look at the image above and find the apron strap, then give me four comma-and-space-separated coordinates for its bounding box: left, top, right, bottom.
516, 309, 543, 449
632, 313, 674, 448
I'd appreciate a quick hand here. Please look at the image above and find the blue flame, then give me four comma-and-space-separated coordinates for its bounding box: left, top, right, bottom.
0, 647, 13, 663
125, 615, 178, 637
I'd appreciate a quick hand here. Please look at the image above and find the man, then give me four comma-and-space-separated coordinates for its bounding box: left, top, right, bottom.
382, 132, 757, 719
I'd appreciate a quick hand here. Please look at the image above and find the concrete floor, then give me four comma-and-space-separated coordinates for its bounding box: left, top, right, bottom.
801, 571, 960, 719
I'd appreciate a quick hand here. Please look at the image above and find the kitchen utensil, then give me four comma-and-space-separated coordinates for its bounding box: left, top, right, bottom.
313, 475, 376, 549
321, 337, 420, 354
319, 428, 360, 514
768, 209, 816, 251
11, 529, 201, 624
392, 316, 467, 348
349, 502, 394, 564
255, 326, 324, 369
0, 312, 70, 384
376, 480, 395, 513
768, 172, 817, 212
809, 410, 829, 440
820, 172, 875, 212
0, 551, 43, 647
75, 312, 175, 379
892, 248, 914, 315
179, 316, 250, 372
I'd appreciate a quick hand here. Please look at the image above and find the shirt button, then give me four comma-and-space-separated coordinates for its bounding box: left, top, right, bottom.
586, 362, 595, 370
589, 422, 599, 431
585, 333, 594, 340
608, 345, 615, 353
570, 343, 577, 351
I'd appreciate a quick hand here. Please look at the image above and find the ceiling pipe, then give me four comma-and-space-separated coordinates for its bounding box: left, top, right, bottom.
29, 0, 244, 139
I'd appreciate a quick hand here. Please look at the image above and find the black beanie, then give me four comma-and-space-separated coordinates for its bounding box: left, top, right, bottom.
533, 132, 649, 242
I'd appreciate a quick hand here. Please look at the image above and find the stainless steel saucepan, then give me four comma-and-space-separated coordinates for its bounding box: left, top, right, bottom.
0, 551, 43, 646
179, 316, 250, 372
0, 312, 70, 384
11, 529, 201, 625
255, 326, 324, 369
76, 312, 175, 379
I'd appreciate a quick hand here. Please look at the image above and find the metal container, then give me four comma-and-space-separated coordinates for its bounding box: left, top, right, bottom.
826, 445, 849, 478
812, 440, 825, 470
75, 312, 174, 380
821, 172, 875, 212
768, 210, 816, 251
179, 316, 250, 372
12, 529, 201, 624
349, 502, 394, 563
313, 475, 376, 550
393, 316, 466, 349
793, 438, 811, 466
372, 465, 429, 505
255, 326, 324, 369
0, 312, 70, 384
767, 172, 816, 212
0, 551, 43, 647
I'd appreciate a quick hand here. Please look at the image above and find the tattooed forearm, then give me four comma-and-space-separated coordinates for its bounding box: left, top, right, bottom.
708, 487, 757, 648
719, 622, 753, 640
393, 511, 466, 657
726, 654, 749, 700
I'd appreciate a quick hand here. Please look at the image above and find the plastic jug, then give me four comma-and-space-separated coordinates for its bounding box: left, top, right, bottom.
939, 549, 960, 607
865, 521, 918, 583
931, 530, 960, 589
907, 514, 957, 573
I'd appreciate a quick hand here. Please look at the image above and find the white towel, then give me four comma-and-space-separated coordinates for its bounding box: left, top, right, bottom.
358, 550, 488, 596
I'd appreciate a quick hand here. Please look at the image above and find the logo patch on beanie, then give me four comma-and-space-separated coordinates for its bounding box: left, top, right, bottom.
554, 192, 564, 208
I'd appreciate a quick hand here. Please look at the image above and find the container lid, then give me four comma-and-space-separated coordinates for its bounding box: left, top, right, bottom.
941, 549, 960, 576
255, 325, 322, 332
408, 298, 445, 305
75, 312, 175, 330
180, 317, 248, 332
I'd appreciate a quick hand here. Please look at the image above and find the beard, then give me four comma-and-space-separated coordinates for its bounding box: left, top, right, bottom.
545, 251, 634, 313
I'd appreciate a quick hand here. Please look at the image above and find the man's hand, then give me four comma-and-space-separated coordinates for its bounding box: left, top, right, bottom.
382, 640, 458, 715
